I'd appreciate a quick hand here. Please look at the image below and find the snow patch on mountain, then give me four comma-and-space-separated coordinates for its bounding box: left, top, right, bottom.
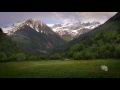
2, 27, 13, 34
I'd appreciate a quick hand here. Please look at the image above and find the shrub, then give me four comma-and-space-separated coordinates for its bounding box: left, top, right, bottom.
50, 53, 61, 60
17, 53, 26, 61
0, 52, 7, 61
114, 45, 120, 58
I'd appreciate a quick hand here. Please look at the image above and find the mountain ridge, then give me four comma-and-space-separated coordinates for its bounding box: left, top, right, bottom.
50, 20, 101, 41
2, 19, 67, 54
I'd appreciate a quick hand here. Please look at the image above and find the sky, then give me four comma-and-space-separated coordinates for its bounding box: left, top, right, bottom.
0, 12, 117, 27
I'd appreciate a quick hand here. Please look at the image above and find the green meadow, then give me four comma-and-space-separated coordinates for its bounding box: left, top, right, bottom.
0, 59, 120, 78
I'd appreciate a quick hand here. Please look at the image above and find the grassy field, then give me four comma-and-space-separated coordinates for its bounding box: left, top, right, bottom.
0, 59, 120, 78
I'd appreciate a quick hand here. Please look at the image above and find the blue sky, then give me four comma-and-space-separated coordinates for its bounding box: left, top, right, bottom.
0, 12, 117, 27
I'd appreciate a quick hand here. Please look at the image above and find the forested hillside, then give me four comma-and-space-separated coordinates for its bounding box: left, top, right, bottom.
61, 12, 120, 60
0, 28, 24, 61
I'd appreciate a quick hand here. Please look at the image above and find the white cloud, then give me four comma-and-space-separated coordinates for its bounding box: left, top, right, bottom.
0, 12, 117, 27
52, 12, 76, 24
75, 12, 117, 23
51, 12, 117, 24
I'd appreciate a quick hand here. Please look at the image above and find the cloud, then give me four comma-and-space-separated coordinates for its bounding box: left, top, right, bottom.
52, 12, 76, 24
0, 12, 117, 27
75, 12, 117, 23
51, 12, 117, 24
51, 12, 63, 22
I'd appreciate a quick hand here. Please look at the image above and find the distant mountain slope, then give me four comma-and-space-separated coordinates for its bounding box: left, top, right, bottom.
62, 12, 120, 59
2, 19, 67, 54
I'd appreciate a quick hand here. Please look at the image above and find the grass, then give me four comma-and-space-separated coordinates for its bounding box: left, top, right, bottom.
63, 37, 72, 42
0, 59, 120, 78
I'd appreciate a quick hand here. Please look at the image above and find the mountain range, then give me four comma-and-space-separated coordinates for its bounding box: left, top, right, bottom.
2, 19, 67, 54
3, 20, 101, 42
2, 19, 101, 54
50, 21, 100, 41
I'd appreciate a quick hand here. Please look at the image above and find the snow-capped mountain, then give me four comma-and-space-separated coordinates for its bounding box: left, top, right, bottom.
49, 20, 101, 41
2, 19, 67, 54
2, 19, 55, 35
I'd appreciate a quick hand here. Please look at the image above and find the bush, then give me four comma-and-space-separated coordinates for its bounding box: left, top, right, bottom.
73, 52, 82, 60
16, 53, 26, 61
28, 55, 37, 60
9, 54, 16, 61
0, 52, 7, 61
67, 51, 74, 58
70, 44, 84, 52
114, 45, 120, 58
50, 53, 61, 60
37, 55, 49, 60
83, 51, 92, 60
73, 50, 92, 60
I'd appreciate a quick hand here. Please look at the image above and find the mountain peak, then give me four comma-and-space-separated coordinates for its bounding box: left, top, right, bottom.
27, 18, 38, 22
26, 18, 45, 28
2, 19, 54, 35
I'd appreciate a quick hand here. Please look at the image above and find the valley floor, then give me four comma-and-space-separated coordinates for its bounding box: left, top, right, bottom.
0, 59, 120, 78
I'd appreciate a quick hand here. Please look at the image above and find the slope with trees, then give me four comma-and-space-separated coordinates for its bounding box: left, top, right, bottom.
61, 12, 120, 60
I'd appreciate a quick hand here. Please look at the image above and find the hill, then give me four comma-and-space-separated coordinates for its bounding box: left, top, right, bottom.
0, 28, 23, 61
62, 12, 120, 60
